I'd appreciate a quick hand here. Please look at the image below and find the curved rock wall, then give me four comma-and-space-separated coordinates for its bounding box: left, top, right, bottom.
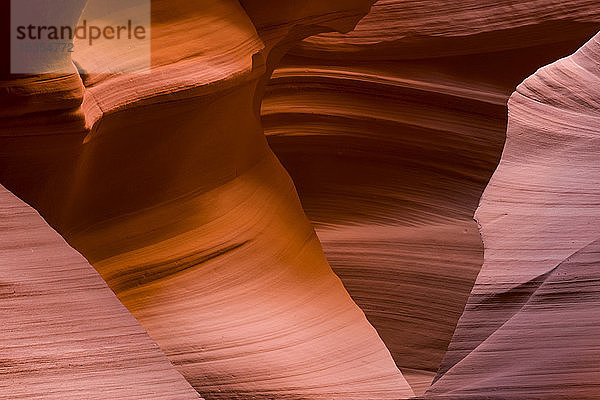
1, 1, 599, 399
424, 32, 600, 399
0, 1, 413, 399
262, 1, 600, 394
0, 184, 201, 400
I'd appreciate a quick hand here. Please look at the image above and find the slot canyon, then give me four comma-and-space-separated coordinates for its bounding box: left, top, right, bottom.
1, 1, 599, 399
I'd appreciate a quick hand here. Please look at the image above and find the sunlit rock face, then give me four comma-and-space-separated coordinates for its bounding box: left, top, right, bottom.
0, 1, 413, 399
0, 184, 201, 400
262, 1, 600, 395
424, 32, 600, 399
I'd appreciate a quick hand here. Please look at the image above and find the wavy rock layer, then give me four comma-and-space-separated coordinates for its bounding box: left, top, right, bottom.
297, 0, 600, 58
263, 60, 501, 382
0, 185, 200, 400
0, 1, 413, 399
263, 1, 600, 394
424, 32, 600, 399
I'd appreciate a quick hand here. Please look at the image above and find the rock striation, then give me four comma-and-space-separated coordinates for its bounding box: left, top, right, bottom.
263, 1, 600, 394
424, 31, 600, 399
0, 1, 413, 399
0, 184, 201, 400
2, 1, 600, 399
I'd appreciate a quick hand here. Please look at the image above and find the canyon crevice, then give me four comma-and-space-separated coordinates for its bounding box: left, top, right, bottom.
1, 1, 599, 399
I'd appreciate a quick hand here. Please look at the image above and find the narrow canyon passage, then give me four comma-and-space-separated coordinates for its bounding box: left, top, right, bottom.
1, 1, 600, 399
263, 8, 600, 393
2, 1, 414, 399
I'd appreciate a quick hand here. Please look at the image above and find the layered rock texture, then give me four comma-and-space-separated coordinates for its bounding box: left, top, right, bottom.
1, 0, 600, 399
1, 1, 412, 399
425, 32, 600, 399
0, 184, 201, 400
263, 1, 600, 395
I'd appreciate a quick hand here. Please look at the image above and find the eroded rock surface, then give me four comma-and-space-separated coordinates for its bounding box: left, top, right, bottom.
263, 1, 600, 394
2, 1, 599, 399
425, 31, 600, 399
0, 185, 201, 400
0, 1, 413, 399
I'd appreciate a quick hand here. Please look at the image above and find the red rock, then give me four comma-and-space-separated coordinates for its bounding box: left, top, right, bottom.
0, 184, 201, 399
2, 1, 600, 398
263, 2, 600, 395
425, 32, 600, 399
0, 1, 412, 399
